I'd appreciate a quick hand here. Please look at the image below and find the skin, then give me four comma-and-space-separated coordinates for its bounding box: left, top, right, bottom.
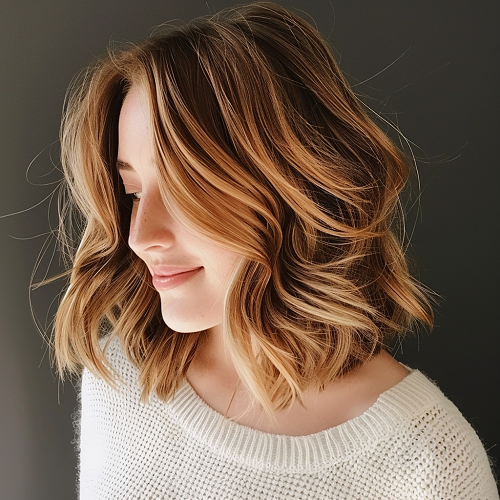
117, 86, 242, 336
117, 85, 410, 436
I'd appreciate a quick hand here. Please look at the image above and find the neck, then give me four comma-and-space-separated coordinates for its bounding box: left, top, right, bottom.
190, 323, 239, 383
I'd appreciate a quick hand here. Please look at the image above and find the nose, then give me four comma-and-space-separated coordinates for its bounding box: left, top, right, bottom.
128, 187, 175, 255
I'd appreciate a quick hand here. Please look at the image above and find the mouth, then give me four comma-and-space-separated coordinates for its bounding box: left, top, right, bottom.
151, 265, 203, 277
151, 267, 203, 291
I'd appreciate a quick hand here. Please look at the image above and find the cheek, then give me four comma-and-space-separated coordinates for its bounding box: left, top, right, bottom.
209, 251, 241, 285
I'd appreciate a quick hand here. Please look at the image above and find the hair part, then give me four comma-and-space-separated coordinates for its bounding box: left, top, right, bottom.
50, 2, 433, 419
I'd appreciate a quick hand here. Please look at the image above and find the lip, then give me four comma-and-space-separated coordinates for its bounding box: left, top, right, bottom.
151, 265, 203, 277
151, 267, 203, 291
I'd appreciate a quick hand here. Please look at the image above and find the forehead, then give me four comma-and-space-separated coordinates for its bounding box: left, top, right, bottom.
117, 86, 154, 172
118, 86, 151, 139
120, 85, 150, 119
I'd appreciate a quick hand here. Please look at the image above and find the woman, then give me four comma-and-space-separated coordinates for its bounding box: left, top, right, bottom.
52, 2, 498, 498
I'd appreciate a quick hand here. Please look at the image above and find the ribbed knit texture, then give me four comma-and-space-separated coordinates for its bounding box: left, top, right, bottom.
78, 337, 499, 499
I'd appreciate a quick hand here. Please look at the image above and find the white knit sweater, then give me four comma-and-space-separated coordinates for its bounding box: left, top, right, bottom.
78, 337, 499, 499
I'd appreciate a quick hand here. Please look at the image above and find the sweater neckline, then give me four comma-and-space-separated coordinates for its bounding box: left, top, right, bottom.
166, 367, 440, 471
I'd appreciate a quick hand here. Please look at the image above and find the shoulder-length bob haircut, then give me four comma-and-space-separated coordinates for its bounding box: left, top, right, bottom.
53, 2, 433, 416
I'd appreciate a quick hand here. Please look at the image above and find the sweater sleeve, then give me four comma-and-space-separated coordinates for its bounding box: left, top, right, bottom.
77, 362, 130, 500
77, 368, 109, 500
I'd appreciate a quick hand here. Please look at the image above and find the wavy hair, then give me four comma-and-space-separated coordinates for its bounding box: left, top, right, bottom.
51, 2, 433, 417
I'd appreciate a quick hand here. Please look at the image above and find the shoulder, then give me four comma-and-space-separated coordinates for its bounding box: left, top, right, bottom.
86, 334, 139, 382
339, 352, 498, 497
80, 335, 143, 410
77, 336, 168, 496
376, 368, 499, 498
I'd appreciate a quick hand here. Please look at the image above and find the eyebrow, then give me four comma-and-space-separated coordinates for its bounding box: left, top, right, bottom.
116, 159, 157, 171
116, 160, 134, 172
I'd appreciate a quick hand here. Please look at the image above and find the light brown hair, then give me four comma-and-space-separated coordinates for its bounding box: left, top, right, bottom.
50, 2, 433, 417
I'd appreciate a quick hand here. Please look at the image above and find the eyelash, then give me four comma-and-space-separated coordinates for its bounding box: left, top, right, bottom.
124, 192, 141, 202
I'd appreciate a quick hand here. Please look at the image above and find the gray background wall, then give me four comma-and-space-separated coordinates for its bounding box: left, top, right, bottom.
1, 1, 498, 498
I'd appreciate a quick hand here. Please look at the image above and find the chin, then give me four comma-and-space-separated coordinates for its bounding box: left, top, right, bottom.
161, 317, 198, 333
160, 311, 206, 334
168, 324, 200, 334
159, 297, 224, 334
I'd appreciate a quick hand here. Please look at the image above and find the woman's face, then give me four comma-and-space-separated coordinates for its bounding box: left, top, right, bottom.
117, 86, 241, 333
